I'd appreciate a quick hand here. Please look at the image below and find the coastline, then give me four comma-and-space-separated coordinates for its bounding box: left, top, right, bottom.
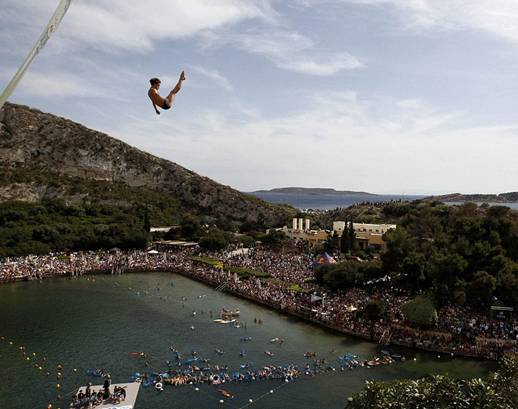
3, 264, 513, 361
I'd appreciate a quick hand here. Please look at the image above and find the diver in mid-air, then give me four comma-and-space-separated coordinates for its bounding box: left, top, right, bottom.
148, 71, 185, 115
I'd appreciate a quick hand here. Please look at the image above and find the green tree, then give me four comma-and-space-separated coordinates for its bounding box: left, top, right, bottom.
401, 252, 427, 291
199, 229, 228, 251
324, 231, 340, 254
363, 300, 386, 321
346, 354, 518, 409
258, 230, 288, 249
497, 269, 518, 306
348, 217, 357, 251
340, 227, 350, 253
143, 207, 151, 233
180, 214, 202, 240
315, 261, 381, 290
381, 227, 414, 273
401, 295, 438, 327
238, 235, 255, 247
469, 271, 496, 307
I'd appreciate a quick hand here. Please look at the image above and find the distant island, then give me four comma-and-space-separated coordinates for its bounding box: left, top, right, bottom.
252, 187, 378, 196
427, 192, 518, 203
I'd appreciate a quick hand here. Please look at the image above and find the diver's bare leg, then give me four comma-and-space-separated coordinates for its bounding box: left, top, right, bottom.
165, 71, 185, 106
170, 71, 186, 95
165, 93, 176, 106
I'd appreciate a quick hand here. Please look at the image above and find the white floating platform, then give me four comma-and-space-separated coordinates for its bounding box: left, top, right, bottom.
76, 382, 141, 409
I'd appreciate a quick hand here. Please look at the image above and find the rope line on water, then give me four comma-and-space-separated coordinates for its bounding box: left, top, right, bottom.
236, 381, 291, 409
0, 335, 71, 408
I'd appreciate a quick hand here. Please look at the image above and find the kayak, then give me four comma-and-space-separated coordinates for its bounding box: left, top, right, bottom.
217, 389, 234, 398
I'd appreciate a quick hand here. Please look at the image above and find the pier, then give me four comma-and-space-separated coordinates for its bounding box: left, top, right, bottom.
75, 382, 140, 409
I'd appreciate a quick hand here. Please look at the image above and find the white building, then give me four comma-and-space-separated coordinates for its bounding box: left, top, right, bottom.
332, 221, 397, 251
348, 222, 397, 235
292, 218, 311, 231
281, 218, 326, 246
332, 221, 346, 235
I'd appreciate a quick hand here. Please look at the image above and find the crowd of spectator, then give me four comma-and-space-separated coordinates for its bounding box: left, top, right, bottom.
1, 246, 516, 360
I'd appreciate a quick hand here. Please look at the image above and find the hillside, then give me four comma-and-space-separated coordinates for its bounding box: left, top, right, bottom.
253, 187, 376, 196
427, 192, 518, 203
0, 103, 295, 226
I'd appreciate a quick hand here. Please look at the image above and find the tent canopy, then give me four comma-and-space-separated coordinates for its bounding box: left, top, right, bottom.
314, 252, 336, 265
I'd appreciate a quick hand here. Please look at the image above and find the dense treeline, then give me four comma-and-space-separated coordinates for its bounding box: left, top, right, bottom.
0, 167, 183, 226
315, 260, 382, 288
383, 201, 518, 308
347, 354, 518, 409
0, 200, 149, 256
317, 201, 518, 310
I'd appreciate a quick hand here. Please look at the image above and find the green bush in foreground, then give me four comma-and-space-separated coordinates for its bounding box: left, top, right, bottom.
346, 354, 518, 409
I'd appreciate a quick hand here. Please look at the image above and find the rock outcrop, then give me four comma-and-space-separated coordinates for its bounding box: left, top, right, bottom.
0, 103, 295, 225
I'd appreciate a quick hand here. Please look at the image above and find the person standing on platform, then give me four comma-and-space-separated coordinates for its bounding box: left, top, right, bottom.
103, 374, 111, 399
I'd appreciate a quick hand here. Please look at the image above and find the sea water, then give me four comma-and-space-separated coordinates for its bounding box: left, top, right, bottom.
0, 273, 494, 409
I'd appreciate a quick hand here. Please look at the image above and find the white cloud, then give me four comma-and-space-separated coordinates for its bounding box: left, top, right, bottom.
0, 68, 108, 99
109, 91, 518, 194
397, 99, 423, 110
278, 53, 362, 75
212, 30, 363, 75
189, 66, 233, 92
332, 1, 518, 45
1, 1, 362, 77
0, 0, 276, 53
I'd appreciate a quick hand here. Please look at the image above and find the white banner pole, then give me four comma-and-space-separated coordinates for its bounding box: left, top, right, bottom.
0, 0, 73, 110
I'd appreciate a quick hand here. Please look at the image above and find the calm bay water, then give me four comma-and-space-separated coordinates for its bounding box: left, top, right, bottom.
0, 273, 494, 409
249, 193, 424, 210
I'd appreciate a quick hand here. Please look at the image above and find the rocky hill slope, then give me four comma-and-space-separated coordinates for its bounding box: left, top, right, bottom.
0, 103, 295, 226
426, 192, 518, 203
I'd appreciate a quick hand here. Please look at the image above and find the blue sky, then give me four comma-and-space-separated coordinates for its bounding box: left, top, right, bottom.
2, 0, 518, 195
